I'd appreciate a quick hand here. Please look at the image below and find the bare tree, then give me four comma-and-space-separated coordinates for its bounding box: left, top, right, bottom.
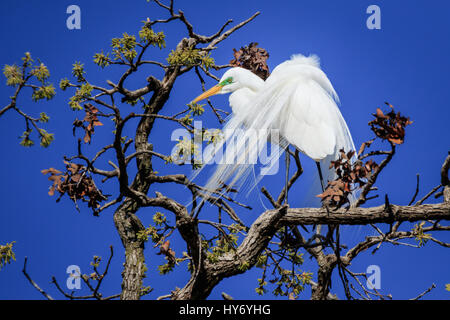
2, 0, 449, 300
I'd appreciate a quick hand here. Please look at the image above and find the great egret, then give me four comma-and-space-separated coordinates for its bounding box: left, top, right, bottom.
191, 54, 356, 204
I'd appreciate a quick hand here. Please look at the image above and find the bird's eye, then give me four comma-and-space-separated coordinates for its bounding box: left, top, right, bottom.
219, 77, 233, 86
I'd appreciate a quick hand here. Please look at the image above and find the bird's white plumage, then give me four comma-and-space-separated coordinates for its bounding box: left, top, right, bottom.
192, 54, 355, 201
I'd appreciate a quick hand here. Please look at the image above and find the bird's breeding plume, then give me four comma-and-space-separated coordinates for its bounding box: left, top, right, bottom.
192, 54, 355, 202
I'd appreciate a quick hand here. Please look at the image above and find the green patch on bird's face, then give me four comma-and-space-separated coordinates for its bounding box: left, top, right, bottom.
219, 77, 233, 87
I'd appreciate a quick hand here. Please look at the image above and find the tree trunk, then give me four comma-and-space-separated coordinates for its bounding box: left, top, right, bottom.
311, 255, 336, 300
114, 200, 146, 300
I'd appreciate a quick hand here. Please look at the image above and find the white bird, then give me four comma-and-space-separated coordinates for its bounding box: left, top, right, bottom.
191, 54, 356, 204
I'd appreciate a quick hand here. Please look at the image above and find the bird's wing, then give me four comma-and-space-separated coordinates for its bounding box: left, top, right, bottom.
282, 80, 337, 160
264, 54, 354, 161
266, 54, 356, 206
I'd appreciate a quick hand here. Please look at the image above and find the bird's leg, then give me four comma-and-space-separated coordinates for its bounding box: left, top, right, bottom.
283, 147, 309, 234
315, 161, 325, 193
284, 147, 290, 204
283, 147, 290, 243
316, 161, 330, 216
315, 161, 330, 235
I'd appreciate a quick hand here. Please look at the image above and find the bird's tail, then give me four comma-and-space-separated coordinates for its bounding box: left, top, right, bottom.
303, 97, 358, 208
306, 104, 361, 242
331, 97, 358, 206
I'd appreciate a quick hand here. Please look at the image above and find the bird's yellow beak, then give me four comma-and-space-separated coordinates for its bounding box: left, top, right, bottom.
192, 84, 222, 104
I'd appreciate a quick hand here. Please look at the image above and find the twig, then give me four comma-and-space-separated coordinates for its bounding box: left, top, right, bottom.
408, 174, 420, 206
415, 184, 442, 206
410, 283, 436, 300
22, 257, 54, 300
221, 292, 234, 300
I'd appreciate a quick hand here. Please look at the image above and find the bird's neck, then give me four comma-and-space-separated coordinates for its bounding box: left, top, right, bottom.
229, 87, 257, 117
240, 70, 265, 92
229, 69, 264, 117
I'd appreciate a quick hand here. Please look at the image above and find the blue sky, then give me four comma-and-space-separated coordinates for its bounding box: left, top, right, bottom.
0, 0, 449, 300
